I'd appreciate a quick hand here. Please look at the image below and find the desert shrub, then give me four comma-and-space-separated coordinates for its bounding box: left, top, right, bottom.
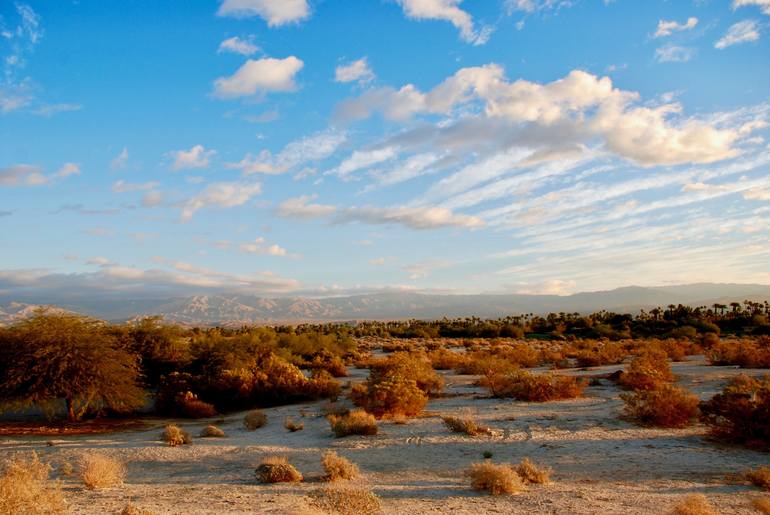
329, 409, 378, 437
284, 417, 304, 432
321, 451, 359, 481
161, 424, 192, 446
255, 456, 303, 483
483, 370, 585, 401
700, 374, 770, 445
369, 352, 443, 396
746, 466, 770, 490
493, 342, 542, 368
350, 375, 427, 418
574, 341, 627, 367
668, 494, 718, 515
173, 391, 217, 418
455, 352, 517, 376
116, 504, 157, 515
199, 424, 225, 437
308, 369, 342, 400
516, 458, 551, 484
619, 350, 675, 391
621, 384, 700, 428
310, 354, 348, 378
308, 485, 382, 515
707, 338, 770, 368
244, 410, 268, 430
80, 453, 125, 489
427, 347, 465, 370
466, 462, 524, 495
442, 411, 492, 436
0, 452, 66, 515
752, 497, 770, 514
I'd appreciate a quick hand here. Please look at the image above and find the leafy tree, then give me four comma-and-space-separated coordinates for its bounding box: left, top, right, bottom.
0, 311, 145, 421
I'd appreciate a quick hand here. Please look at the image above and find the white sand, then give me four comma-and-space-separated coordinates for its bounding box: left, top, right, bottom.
2, 356, 768, 514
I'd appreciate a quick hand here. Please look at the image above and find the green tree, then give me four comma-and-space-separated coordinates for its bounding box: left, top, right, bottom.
0, 311, 145, 421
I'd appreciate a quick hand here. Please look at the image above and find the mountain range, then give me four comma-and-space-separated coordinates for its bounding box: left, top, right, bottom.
1, 283, 769, 326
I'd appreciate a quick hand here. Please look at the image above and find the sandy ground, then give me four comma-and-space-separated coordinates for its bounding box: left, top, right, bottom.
2, 356, 769, 514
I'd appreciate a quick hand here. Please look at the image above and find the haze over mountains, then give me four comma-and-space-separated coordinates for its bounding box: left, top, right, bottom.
1, 283, 769, 326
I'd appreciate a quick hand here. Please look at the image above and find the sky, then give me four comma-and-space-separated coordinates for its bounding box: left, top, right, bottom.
1, 0, 769, 301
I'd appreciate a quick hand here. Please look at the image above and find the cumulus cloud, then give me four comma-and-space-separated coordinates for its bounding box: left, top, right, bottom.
0, 164, 47, 186
275, 195, 337, 219
733, 0, 770, 15
54, 162, 80, 178
181, 181, 262, 221
216, 0, 310, 26
337, 66, 747, 167
395, 0, 491, 45
213, 56, 304, 98
169, 144, 216, 170
238, 237, 293, 257
218, 36, 259, 55
142, 190, 164, 207
653, 17, 698, 38
655, 44, 696, 63
715, 20, 761, 49
335, 58, 375, 84
226, 130, 346, 175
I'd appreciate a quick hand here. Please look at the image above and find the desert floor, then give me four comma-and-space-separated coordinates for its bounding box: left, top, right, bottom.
2, 356, 768, 514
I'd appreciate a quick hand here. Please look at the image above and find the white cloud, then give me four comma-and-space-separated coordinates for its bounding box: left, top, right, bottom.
395, 0, 491, 45
335, 58, 375, 84
32, 103, 83, 117
0, 164, 47, 186
216, 0, 310, 26
213, 56, 304, 98
112, 180, 159, 193
275, 195, 337, 219
504, 0, 573, 15
226, 130, 346, 175
338, 66, 745, 167
715, 20, 761, 49
218, 36, 260, 55
337, 205, 484, 229
655, 44, 696, 63
654, 17, 698, 38
733, 0, 770, 15
239, 237, 292, 257
743, 186, 770, 200
169, 144, 216, 170
110, 148, 129, 170
54, 162, 80, 178
330, 146, 399, 178
181, 181, 262, 221
142, 190, 164, 207
369, 257, 386, 266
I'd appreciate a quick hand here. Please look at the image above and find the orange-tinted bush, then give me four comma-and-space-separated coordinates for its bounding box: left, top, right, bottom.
619, 350, 674, 391
700, 374, 770, 445
173, 391, 217, 418
427, 347, 465, 370
574, 342, 627, 367
328, 409, 378, 437
369, 351, 443, 396
706, 338, 770, 368
483, 370, 585, 401
350, 375, 427, 418
621, 384, 700, 428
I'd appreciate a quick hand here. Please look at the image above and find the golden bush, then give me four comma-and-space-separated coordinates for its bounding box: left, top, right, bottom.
466, 462, 524, 495
0, 452, 66, 515
321, 451, 359, 481
80, 453, 126, 489
244, 410, 268, 430
255, 456, 303, 483
328, 409, 378, 437
621, 385, 700, 428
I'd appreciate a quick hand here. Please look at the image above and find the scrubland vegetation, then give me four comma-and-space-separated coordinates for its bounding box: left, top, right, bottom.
1, 302, 769, 513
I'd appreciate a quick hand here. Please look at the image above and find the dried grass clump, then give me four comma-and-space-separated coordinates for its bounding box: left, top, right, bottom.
619, 350, 675, 391
161, 424, 192, 446
516, 458, 551, 484
321, 451, 359, 481
116, 503, 157, 515
0, 452, 66, 515
244, 410, 268, 430
746, 466, 770, 490
466, 462, 524, 495
329, 409, 378, 437
308, 485, 382, 515
199, 424, 226, 438
483, 370, 586, 401
621, 384, 700, 428
700, 374, 770, 446
442, 411, 492, 436
668, 494, 718, 515
80, 453, 126, 489
255, 456, 303, 483
284, 417, 304, 432
752, 497, 770, 514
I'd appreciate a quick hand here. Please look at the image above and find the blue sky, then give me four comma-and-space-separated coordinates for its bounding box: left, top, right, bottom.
1, 0, 769, 300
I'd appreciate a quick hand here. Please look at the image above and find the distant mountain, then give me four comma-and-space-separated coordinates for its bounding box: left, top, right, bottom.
1, 283, 768, 326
